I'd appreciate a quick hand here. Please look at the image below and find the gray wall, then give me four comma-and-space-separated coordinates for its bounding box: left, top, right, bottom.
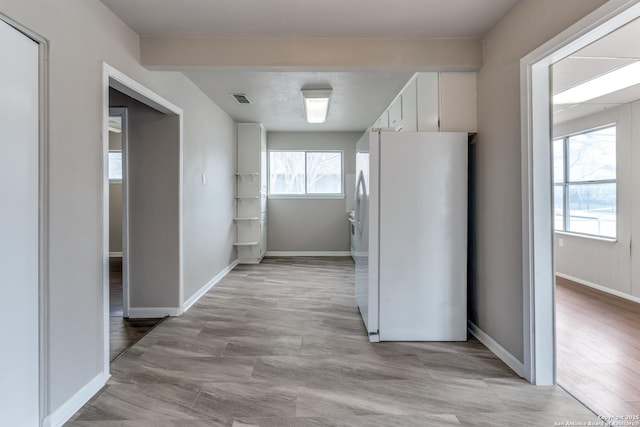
109, 131, 122, 253
267, 132, 360, 252
473, 0, 607, 362
109, 183, 123, 253
110, 89, 181, 309
1, 0, 236, 413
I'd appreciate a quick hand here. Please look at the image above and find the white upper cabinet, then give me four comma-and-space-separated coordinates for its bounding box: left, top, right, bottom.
439, 73, 477, 132
401, 78, 417, 132
388, 95, 403, 129
374, 72, 477, 133
417, 73, 440, 132
374, 110, 389, 129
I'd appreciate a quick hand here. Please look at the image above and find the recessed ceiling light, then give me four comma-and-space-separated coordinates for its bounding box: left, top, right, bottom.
553, 61, 640, 105
301, 89, 332, 124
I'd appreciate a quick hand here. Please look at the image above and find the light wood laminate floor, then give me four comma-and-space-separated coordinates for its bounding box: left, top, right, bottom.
557, 276, 640, 418
110, 258, 164, 361
68, 257, 598, 426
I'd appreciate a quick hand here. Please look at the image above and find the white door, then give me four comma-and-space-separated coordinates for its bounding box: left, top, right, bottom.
0, 19, 41, 426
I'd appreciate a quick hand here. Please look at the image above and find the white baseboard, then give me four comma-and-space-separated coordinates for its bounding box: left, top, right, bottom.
468, 321, 525, 378
182, 260, 239, 312
265, 251, 351, 257
108, 252, 122, 258
556, 272, 640, 304
43, 371, 110, 427
127, 307, 180, 319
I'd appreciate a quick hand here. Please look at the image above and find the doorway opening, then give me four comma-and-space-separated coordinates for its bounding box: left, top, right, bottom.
102, 64, 184, 372
521, 0, 640, 409
107, 108, 164, 361
550, 18, 640, 416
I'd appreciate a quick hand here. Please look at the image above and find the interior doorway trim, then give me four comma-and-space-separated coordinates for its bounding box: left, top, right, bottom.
109, 107, 129, 318
101, 63, 184, 376
520, 0, 640, 385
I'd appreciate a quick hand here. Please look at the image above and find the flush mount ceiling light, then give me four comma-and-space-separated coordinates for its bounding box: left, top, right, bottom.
301, 89, 332, 124
553, 60, 640, 105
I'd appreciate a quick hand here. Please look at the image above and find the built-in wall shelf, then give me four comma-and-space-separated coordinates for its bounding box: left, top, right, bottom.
235, 123, 267, 264
233, 241, 259, 246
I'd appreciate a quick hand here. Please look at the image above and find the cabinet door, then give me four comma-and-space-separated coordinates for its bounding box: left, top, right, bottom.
260, 125, 267, 194
260, 221, 268, 256
439, 72, 477, 132
400, 78, 417, 132
374, 110, 389, 129
416, 72, 439, 132
237, 124, 261, 172
388, 95, 403, 129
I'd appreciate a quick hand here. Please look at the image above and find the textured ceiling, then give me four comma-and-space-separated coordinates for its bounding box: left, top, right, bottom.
185, 70, 414, 132
99, 0, 521, 131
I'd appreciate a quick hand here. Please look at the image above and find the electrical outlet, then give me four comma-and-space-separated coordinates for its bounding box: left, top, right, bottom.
558, 238, 564, 248
202, 173, 206, 185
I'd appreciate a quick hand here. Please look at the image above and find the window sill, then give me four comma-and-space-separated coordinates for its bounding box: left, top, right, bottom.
268, 194, 345, 200
554, 231, 617, 243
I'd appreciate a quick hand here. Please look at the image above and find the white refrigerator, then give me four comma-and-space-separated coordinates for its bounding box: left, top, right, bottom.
353, 130, 468, 342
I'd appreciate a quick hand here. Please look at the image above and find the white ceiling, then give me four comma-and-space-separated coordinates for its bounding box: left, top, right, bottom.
185, 70, 414, 132
553, 18, 640, 124
100, 0, 520, 39
99, 0, 521, 132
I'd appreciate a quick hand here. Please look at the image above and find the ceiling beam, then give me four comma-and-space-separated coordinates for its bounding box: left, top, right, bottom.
140, 37, 482, 70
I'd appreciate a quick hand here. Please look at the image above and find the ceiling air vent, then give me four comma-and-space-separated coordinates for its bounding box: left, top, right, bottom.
231, 93, 251, 104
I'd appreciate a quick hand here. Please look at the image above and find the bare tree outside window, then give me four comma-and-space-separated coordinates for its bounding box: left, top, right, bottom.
269, 151, 342, 196
552, 125, 616, 238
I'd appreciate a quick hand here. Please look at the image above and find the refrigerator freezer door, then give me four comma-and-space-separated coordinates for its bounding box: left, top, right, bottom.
378, 132, 468, 341
354, 131, 379, 340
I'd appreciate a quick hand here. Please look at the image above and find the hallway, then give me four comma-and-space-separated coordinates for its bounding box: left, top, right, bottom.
68, 257, 597, 426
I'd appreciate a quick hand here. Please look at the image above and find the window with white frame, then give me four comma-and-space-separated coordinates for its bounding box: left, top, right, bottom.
108, 151, 123, 181
553, 125, 616, 238
269, 150, 343, 196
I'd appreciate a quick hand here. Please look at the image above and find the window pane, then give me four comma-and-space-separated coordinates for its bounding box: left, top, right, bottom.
554, 185, 564, 231
269, 152, 305, 194
108, 151, 122, 180
567, 126, 616, 182
553, 139, 564, 184
567, 183, 616, 238
306, 152, 342, 194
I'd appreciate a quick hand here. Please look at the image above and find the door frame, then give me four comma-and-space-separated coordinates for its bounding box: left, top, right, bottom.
102, 63, 184, 375
520, 0, 640, 385
108, 107, 130, 318
0, 12, 50, 425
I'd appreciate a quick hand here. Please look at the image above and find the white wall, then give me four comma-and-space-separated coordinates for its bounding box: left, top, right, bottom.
473, 0, 607, 363
0, 0, 236, 418
267, 132, 360, 253
554, 103, 639, 300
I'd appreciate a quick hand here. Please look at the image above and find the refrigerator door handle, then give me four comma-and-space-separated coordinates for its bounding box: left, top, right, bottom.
355, 170, 366, 238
